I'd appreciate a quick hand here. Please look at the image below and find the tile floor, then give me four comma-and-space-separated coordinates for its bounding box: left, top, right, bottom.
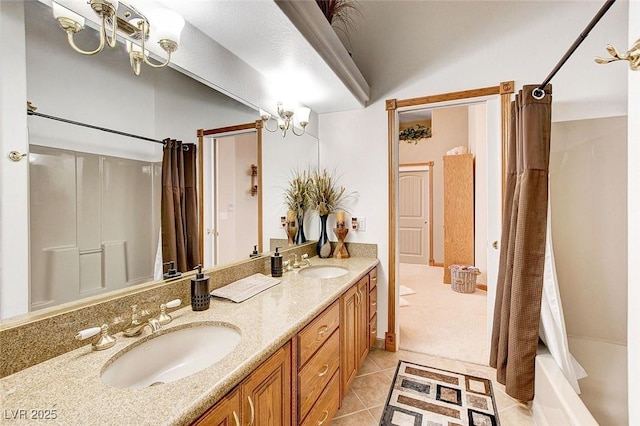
332, 348, 534, 425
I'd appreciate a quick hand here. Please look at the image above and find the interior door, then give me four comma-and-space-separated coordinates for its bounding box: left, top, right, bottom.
485, 97, 502, 345
212, 133, 258, 266
399, 170, 430, 264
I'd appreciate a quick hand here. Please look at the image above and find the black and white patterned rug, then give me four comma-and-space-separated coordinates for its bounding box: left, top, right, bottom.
380, 361, 500, 426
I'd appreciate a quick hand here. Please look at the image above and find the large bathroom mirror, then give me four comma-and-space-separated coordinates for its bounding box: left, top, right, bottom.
13, 1, 319, 318
198, 125, 319, 269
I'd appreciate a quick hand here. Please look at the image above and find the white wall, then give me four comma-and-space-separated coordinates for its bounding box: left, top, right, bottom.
550, 116, 627, 345
262, 129, 320, 246
0, 1, 29, 319
627, 1, 639, 423
319, 0, 629, 345
469, 104, 488, 286
399, 106, 468, 264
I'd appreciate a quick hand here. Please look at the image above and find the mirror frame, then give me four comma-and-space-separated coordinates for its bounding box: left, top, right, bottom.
385, 81, 514, 351
197, 121, 264, 262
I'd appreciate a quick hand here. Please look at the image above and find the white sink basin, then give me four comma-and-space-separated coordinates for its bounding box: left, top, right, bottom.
298, 265, 348, 279
101, 323, 241, 389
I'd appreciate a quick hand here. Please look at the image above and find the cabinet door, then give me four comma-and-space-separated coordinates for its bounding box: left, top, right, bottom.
340, 284, 358, 394
241, 342, 291, 426
357, 276, 370, 366
193, 388, 241, 426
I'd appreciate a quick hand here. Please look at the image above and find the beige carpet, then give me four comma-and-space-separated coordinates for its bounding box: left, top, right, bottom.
399, 263, 488, 365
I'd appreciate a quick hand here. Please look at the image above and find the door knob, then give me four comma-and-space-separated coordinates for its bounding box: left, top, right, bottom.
492, 241, 499, 250
8, 151, 27, 162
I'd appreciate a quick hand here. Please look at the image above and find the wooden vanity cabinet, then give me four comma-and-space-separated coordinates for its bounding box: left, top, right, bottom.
194, 342, 291, 426
296, 301, 340, 425
194, 264, 379, 426
192, 388, 240, 426
369, 267, 378, 348
341, 267, 376, 395
242, 342, 291, 426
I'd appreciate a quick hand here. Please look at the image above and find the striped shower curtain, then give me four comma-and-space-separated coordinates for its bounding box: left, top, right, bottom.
490, 85, 552, 401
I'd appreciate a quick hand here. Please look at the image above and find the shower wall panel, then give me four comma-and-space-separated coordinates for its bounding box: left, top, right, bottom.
29, 145, 161, 311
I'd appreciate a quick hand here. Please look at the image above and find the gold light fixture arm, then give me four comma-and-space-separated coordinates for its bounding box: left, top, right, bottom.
291, 125, 307, 137
60, 1, 118, 56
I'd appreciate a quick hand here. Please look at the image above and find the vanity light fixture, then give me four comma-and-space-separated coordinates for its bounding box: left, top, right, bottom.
260, 102, 311, 137
51, 0, 185, 76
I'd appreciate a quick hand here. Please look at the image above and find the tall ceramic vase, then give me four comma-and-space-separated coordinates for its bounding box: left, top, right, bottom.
294, 213, 306, 244
317, 214, 331, 258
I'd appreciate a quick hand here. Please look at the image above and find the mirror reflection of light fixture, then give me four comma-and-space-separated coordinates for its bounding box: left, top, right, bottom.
260, 102, 311, 137
51, 0, 185, 76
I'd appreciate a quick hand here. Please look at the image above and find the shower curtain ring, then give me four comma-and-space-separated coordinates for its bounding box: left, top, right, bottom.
532, 88, 546, 100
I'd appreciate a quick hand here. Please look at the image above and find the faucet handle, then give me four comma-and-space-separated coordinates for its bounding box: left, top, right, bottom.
158, 299, 181, 325
76, 324, 116, 351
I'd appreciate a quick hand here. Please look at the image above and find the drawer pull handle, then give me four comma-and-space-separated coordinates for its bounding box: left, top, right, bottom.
318, 325, 329, 337
318, 364, 330, 377
371, 329, 377, 334
372, 276, 377, 281
371, 301, 377, 306
233, 411, 240, 426
247, 396, 255, 426
317, 410, 329, 425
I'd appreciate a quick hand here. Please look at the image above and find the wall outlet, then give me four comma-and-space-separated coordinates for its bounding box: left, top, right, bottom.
351, 216, 366, 231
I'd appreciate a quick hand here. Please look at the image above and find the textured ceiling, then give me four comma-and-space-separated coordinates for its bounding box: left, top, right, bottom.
152, 0, 368, 113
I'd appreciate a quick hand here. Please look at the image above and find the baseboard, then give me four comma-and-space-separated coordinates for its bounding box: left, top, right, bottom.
433, 262, 444, 267
476, 284, 487, 291
372, 338, 385, 350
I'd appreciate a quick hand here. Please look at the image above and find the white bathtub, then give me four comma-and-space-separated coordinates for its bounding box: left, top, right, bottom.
532, 347, 598, 426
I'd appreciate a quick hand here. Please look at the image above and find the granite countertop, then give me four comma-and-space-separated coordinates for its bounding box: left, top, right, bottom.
0, 256, 379, 425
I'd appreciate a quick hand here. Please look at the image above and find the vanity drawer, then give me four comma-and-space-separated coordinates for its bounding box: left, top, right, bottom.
369, 267, 377, 291
369, 314, 377, 349
369, 287, 377, 320
298, 330, 340, 421
300, 371, 340, 426
298, 301, 339, 367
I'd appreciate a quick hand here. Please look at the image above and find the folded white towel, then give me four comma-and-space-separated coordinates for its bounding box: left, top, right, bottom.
211, 273, 281, 303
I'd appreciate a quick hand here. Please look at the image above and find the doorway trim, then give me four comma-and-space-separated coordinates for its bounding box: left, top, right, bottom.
385, 82, 514, 351
399, 161, 434, 266
197, 121, 264, 263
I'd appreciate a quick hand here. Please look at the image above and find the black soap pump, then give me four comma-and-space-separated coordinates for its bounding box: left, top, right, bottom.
191, 265, 210, 311
271, 247, 283, 277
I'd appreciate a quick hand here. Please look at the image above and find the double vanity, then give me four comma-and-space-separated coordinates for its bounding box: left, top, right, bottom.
0, 255, 379, 425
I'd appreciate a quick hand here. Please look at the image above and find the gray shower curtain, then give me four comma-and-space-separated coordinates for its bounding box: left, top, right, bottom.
161, 139, 200, 273
490, 85, 552, 401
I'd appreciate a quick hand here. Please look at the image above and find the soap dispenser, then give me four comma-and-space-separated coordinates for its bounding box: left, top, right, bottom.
271, 247, 283, 277
191, 265, 210, 311
163, 261, 182, 280
250, 245, 260, 258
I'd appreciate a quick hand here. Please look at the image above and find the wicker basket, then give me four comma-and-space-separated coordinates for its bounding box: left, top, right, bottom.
449, 265, 480, 293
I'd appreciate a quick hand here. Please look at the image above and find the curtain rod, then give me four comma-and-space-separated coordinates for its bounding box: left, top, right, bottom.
533, 0, 616, 99
26, 106, 165, 145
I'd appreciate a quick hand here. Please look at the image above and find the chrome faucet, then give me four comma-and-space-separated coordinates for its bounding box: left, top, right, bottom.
300, 253, 311, 267
123, 305, 162, 337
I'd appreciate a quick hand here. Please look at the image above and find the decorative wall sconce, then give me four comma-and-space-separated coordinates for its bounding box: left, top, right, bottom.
260, 102, 311, 137
51, 0, 185, 76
